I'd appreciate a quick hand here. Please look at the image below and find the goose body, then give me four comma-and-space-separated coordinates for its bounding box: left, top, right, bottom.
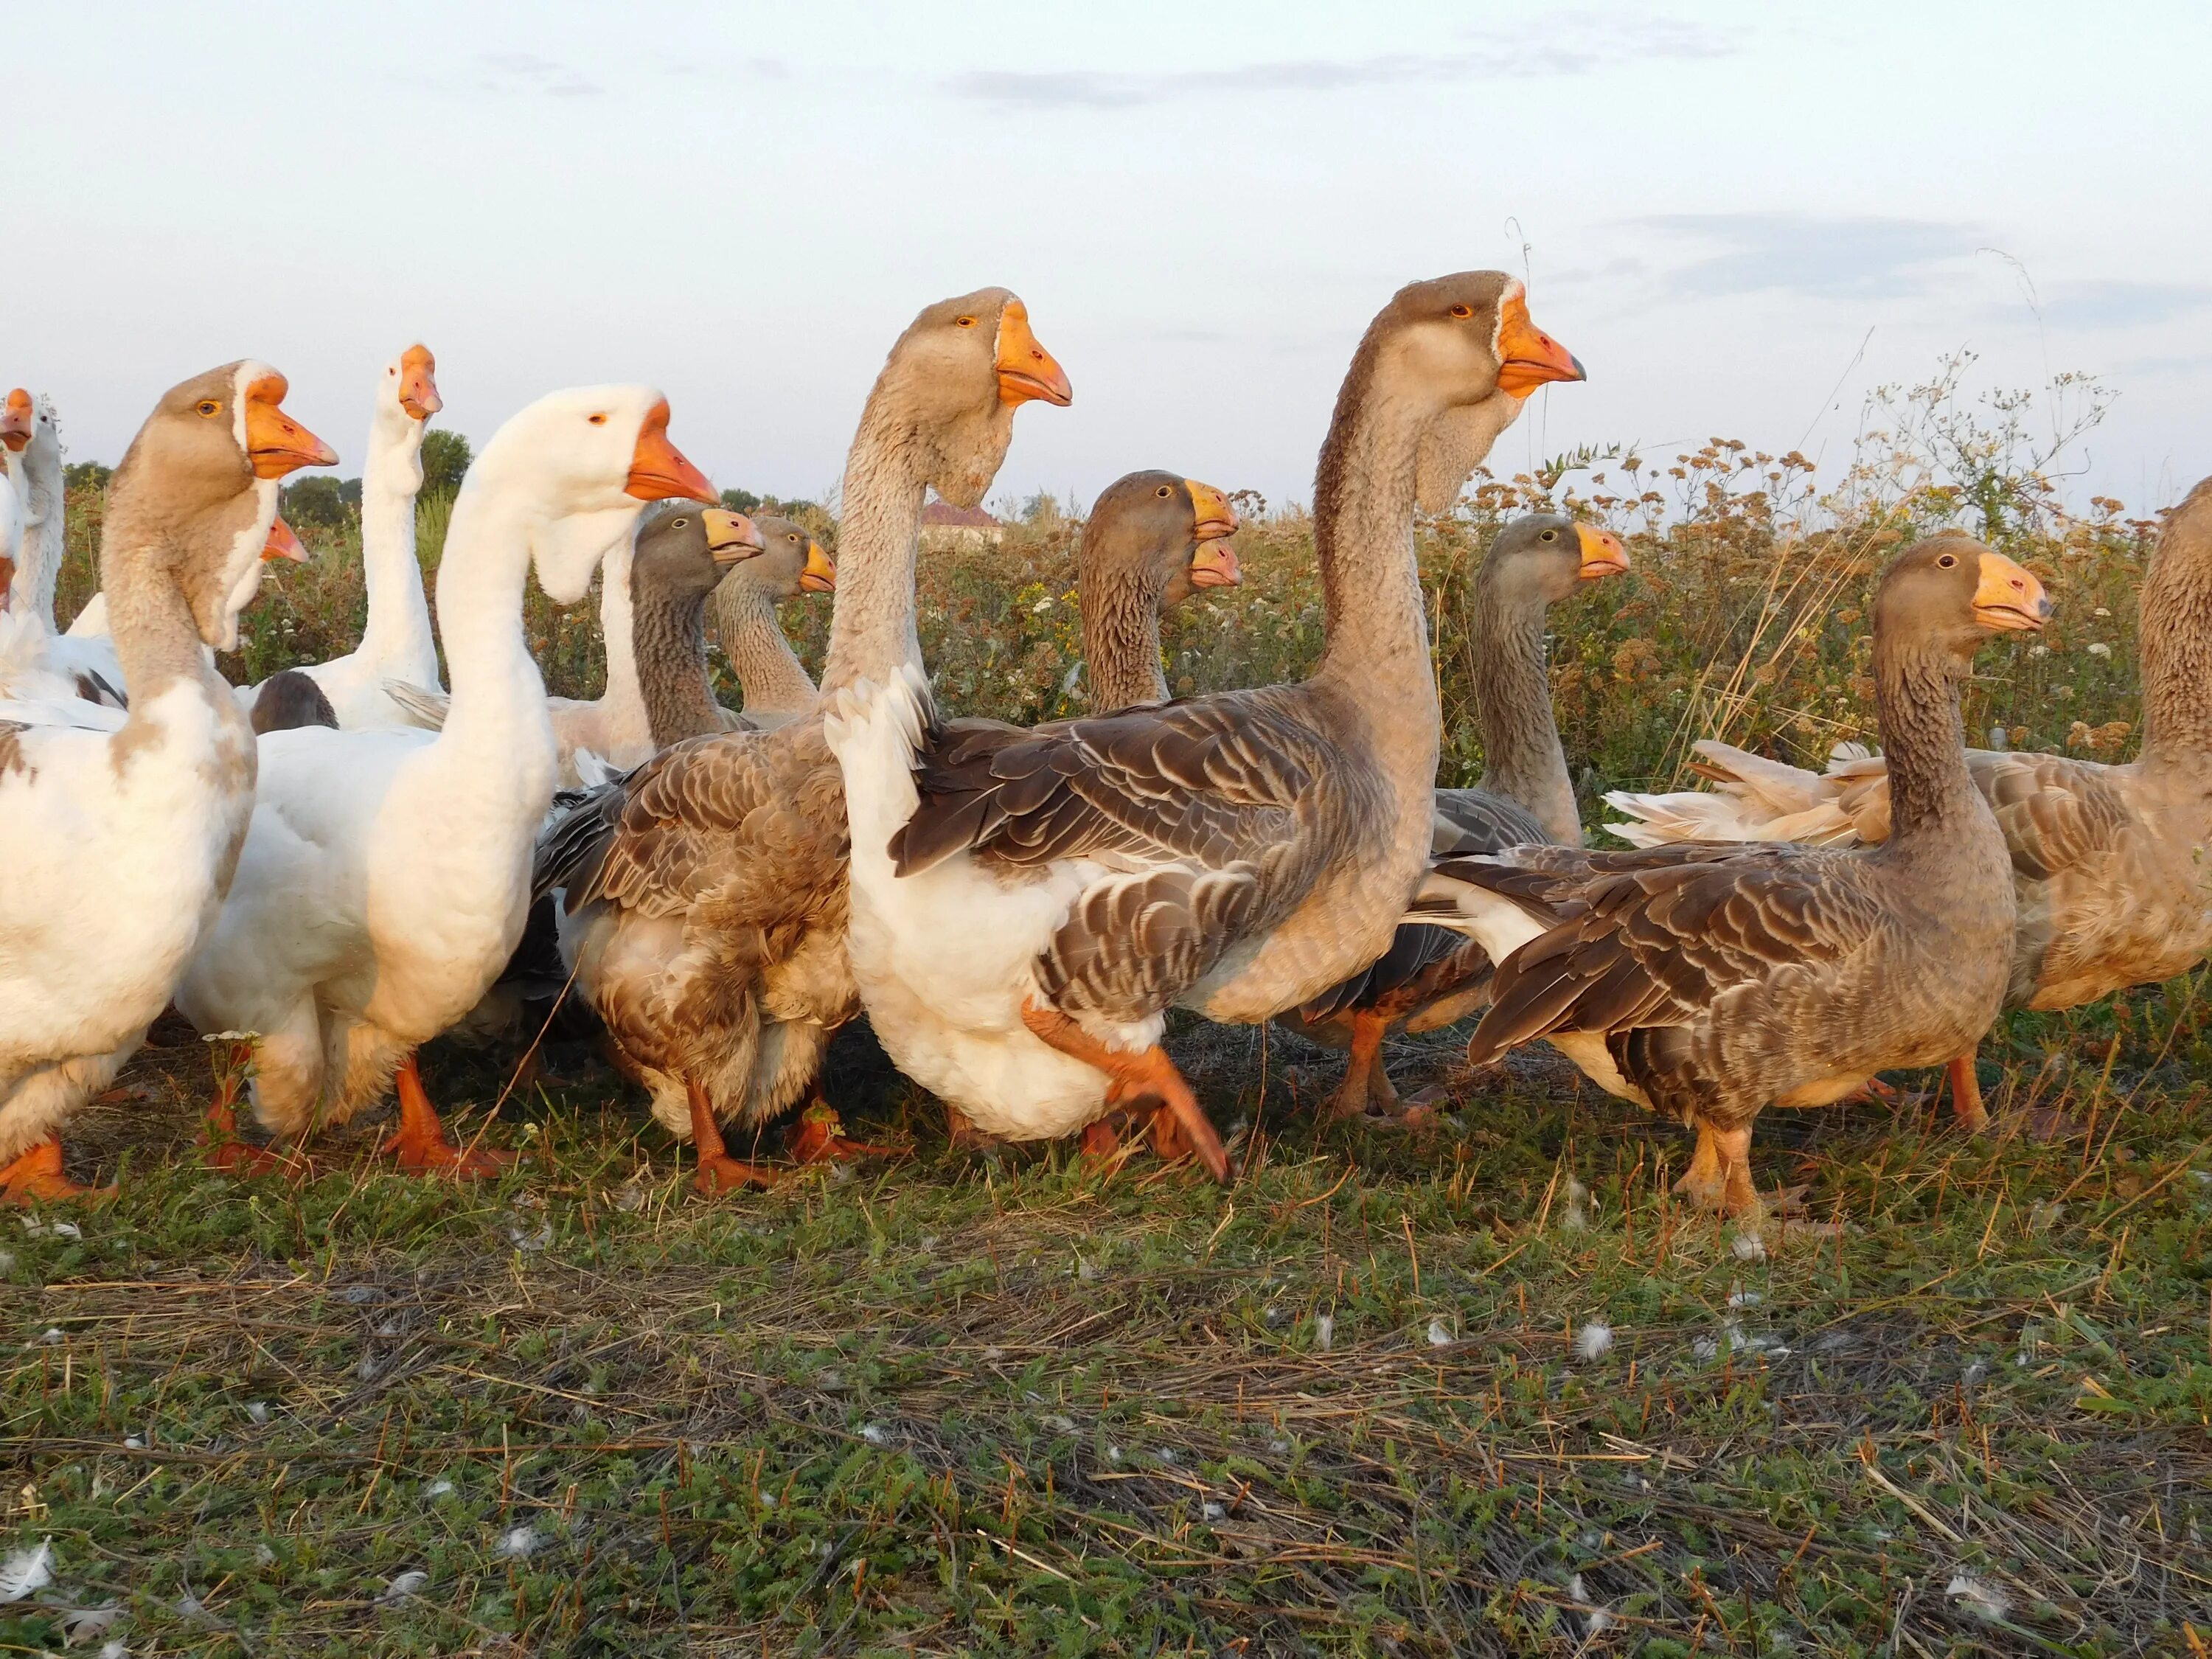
0, 364, 335, 1200
176, 387, 716, 1171
830, 274, 1585, 1172
1418, 538, 2051, 1212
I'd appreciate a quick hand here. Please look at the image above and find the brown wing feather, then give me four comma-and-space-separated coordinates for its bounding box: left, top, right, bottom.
1037, 864, 1267, 1023
890, 689, 1325, 878
1969, 751, 2133, 883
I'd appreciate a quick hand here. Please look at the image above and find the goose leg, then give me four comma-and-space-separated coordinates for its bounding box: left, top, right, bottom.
0, 1138, 107, 1205
1672, 1120, 1730, 1211
1946, 1052, 1989, 1134
943, 1104, 1006, 1152
383, 1056, 512, 1178
686, 1079, 784, 1194
1324, 1011, 1391, 1121
198, 1037, 310, 1178
786, 1098, 908, 1165
1080, 1119, 1125, 1163
1020, 998, 1231, 1183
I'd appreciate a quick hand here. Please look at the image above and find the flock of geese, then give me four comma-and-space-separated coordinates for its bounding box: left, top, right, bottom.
1, 271, 2207, 1220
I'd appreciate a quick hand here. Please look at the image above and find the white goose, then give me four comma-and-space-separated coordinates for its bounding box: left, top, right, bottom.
176, 387, 716, 1175
0, 364, 335, 1202
240, 344, 447, 727
0, 389, 131, 706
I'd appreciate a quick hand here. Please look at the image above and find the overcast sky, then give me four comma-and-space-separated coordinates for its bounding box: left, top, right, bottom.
18, 1, 2212, 517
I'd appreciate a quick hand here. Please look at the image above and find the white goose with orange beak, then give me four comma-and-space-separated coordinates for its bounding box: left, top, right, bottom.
0, 363, 335, 1203
237, 344, 449, 728
0, 389, 135, 708
175, 387, 720, 1178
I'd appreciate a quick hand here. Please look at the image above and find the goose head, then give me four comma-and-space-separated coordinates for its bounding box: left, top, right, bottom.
464, 386, 717, 605
1085, 471, 1243, 614
0, 388, 32, 456
633, 500, 768, 611
1358, 273, 1585, 512
110, 361, 337, 650
715, 512, 836, 608
1484, 512, 1630, 609
1877, 532, 2051, 663
371, 344, 442, 484
875, 288, 1071, 509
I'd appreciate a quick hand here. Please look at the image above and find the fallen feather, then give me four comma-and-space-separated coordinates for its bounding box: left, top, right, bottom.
1946, 1571, 2008, 1621
1313, 1313, 1334, 1352
1731, 1231, 1766, 1263
377, 1569, 429, 1604
1427, 1318, 1453, 1348
1574, 1321, 1614, 1362
244, 1401, 270, 1425
0, 1537, 55, 1601
21, 1218, 83, 1240
859, 1424, 890, 1446
494, 1525, 538, 1560
59, 1601, 121, 1644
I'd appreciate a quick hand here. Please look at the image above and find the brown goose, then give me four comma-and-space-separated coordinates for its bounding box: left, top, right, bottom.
1602, 477, 2212, 1128
1418, 535, 2051, 1214
825, 273, 1585, 1178
706, 514, 836, 732
1280, 512, 1629, 1120
533, 290, 1071, 1193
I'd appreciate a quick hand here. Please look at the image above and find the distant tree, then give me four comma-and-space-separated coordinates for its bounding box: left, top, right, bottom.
420, 429, 471, 495
720, 487, 762, 513
63, 460, 112, 493
282, 475, 355, 531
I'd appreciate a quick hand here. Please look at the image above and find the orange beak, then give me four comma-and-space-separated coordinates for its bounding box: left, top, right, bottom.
1575, 523, 1630, 580
1183, 478, 1239, 541
0, 553, 14, 605
1, 389, 34, 453
261, 516, 308, 563
701, 507, 765, 566
625, 399, 717, 503
397, 344, 442, 421
243, 375, 339, 479
1188, 539, 1241, 589
994, 298, 1073, 408
1972, 549, 2053, 632
799, 538, 837, 593
1493, 291, 1586, 398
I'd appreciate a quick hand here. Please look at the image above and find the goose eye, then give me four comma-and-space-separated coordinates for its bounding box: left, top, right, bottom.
1449, 302, 1474, 319
588, 412, 608, 426
195, 400, 221, 418
1157, 484, 1172, 498
1938, 553, 1958, 568
672, 518, 688, 528
954, 315, 977, 329
1540, 529, 1557, 541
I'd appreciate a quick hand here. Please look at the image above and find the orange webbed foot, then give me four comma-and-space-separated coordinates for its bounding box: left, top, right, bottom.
0, 1139, 112, 1206
384, 1056, 512, 1180
787, 1101, 909, 1166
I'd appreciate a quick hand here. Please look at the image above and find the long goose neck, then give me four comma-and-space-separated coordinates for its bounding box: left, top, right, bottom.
595, 536, 651, 751
355, 411, 439, 683
1472, 583, 1579, 843
2136, 481, 2212, 771
822, 400, 928, 693
1310, 389, 1435, 712
635, 580, 725, 746
1082, 570, 1169, 711
1874, 630, 1978, 844
105, 533, 248, 752
428, 481, 552, 800
712, 577, 818, 720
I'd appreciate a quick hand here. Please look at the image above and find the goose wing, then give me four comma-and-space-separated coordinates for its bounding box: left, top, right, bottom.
1967, 751, 2132, 882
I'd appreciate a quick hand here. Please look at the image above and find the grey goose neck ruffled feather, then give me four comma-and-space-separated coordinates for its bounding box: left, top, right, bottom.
1422, 535, 2051, 1215
835, 272, 1586, 1179
1281, 512, 1630, 1121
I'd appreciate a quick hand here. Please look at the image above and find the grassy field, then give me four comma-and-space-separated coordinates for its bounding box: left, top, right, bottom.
7, 369, 2209, 1653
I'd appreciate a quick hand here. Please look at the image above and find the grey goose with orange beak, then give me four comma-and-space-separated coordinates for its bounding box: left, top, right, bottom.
705, 512, 838, 734
1416, 536, 2052, 1217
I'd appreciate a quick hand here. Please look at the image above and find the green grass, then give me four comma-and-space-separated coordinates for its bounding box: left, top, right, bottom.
5, 998, 2208, 1656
